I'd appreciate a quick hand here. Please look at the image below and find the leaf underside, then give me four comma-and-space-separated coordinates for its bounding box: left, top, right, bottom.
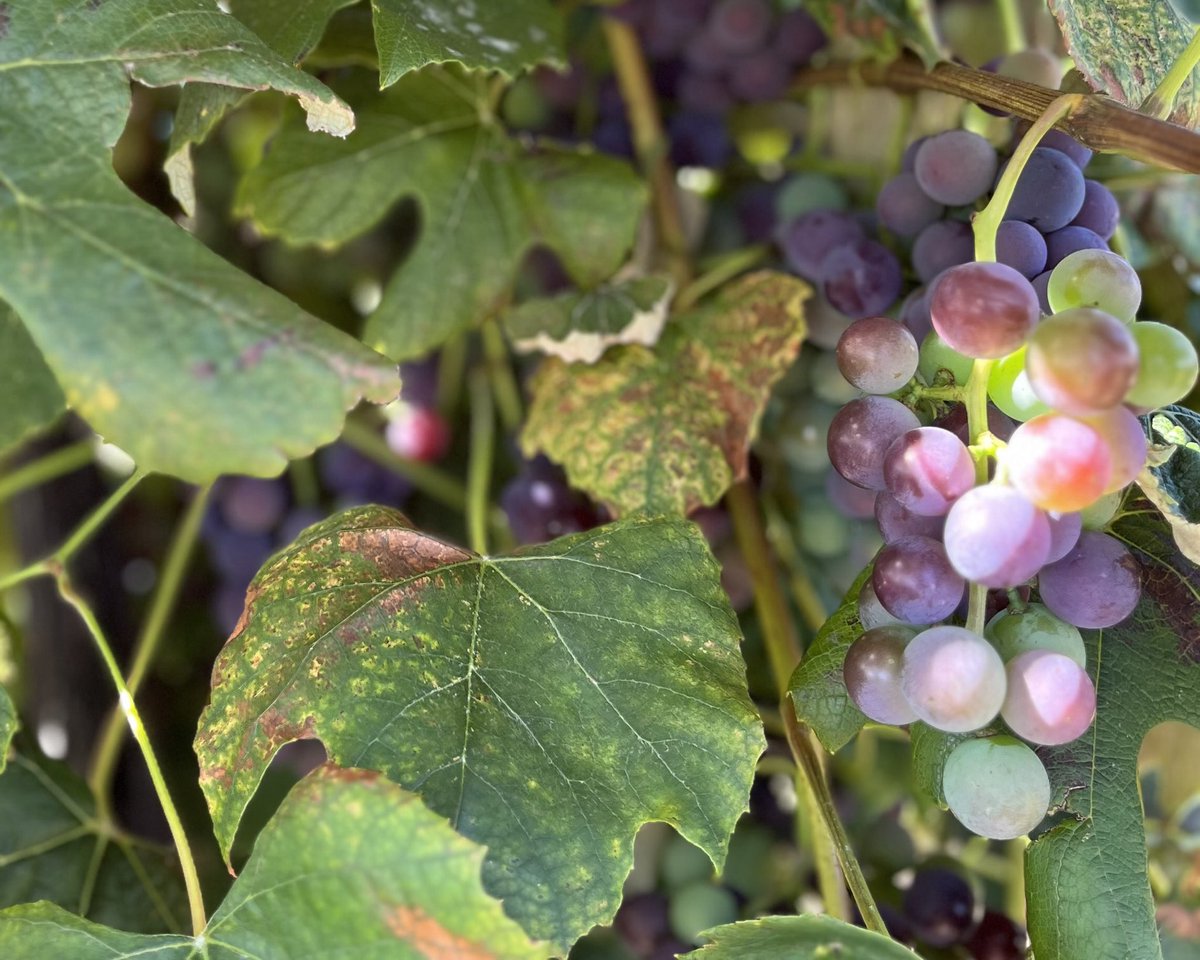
693, 914, 920, 958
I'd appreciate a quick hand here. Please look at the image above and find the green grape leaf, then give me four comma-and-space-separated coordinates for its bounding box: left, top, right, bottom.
521, 272, 808, 517
1047, 0, 1200, 127
506, 274, 674, 364
0, 765, 546, 958
166, 0, 359, 216
804, 0, 943, 67
0, 751, 185, 933
787, 565, 872, 753
0, 308, 64, 458
1025, 499, 1200, 960
692, 914, 919, 958
194, 510, 763, 949
372, 0, 565, 87
0, 688, 15, 776
908, 723, 968, 807
0, 0, 399, 482
237, 67, 646, 361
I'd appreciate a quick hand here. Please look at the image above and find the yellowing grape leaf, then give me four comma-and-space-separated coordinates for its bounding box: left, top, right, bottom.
194, 509, 763, 949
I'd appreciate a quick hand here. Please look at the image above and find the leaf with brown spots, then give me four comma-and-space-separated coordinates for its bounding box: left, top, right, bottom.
0, 766, 546, 959
521, 271, 808, 517
1024, 498, 1200, 960
194, 508, 763, 950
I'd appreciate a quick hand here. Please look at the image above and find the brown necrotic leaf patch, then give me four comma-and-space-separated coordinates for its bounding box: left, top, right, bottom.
385, 905, 498, 960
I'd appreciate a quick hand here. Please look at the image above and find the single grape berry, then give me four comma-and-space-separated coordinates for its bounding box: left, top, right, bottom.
827, 396, 921, 490
874, 491, 945, 543
882, 427, 975, 517
930, 262, 1041, 359
1002, 650, 1097, 745
1046, 248, 1141, 322
1002, 146, 1085, 231
943, 735, 1051, 839
844, 626, 919, 724
1125, 321, 1200, 410
912, 219, 975, 283
1024, 307, 1139, 415
876, 171, 945, 237
985, 602, 1086, 666
987, 347, 1051, 422
902, 866, 980, 947
965, 911, 1028, 960
385, 404, 452, 462
873, 536, 966, 625
1037, 531, 1142, 628
1006, 414, 1113, 512
943, 485, 1051, 589
821, 239, 904, 318
1081, 405, 1148, 494
901, 625, 1006, 732
836, 315, 919, 394
913, 130, 998, 206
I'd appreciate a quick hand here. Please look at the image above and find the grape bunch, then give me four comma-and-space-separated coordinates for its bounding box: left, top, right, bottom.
821, 126, 1200, 841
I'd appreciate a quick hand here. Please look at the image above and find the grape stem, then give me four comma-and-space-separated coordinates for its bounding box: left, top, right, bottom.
0, 440, 94, 506
1142, 26, 1200, 121
466, 369, 495, 556
996, 0, 1026, 54
963, 358, 996, 636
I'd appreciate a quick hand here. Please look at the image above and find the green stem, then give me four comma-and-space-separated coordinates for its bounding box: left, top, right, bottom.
481, 319, 524, 433
762, 501, 828, 634
784, 703, 888, 936
1142, 26, 1200, 120
341, 420, 468, 511
467, 370, 495, 556
973, 94, 1084, 261
675, 245, 769, 312
89, 485, 212, 815
57, 579, 206, 936
0, 441, 94, 505
964, 358, 995, 635
436, 330, 470, 420
996, 0, 1025, 54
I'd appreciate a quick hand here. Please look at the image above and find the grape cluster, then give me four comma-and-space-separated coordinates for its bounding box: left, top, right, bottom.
823, 126, 1200, 841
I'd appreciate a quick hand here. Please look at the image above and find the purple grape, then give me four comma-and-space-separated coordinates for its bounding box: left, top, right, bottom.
773, 7, 826, 64
399, 355, 441, 407
914, 130, 999, 206
734, 181, 781, 242
859, 577, 909, 629
899, 287, 933, 343
1035, 128, 1093, 169
827, 396, 921, 490
930, 261, 1041, 359
1044, 225, 1107, 270
1045, 511, 1082, 563
821, 239, 903, 318
876, 172, 944, 237
844, 626, 919, 724
900, 625, 1006, 731
1001, 147, 1085, 232
1069, 180, 1119, 240
903, 867, 980, 947
207, 527, 274, 584
706, 0, 771, 54
643, 0, 711, 56
684, 27, 734, 75
614, 892, 671, 953
875, 492, 945, 543
668, 110, 733, 168
943, 485, 1051, 588
934, 403, 1016, 444
1037, 531, 1142, 628
1031, 269, 1053, 314
912, 219, 974, 284
778, 210, 866, 280
883, 427, 975, 517
728, 51, 791, 100
995, 220, 1047, 279
873, 535, 966, 624
825, 468, 878, 519
836, 315, 919, 395
677, 71, 736, 114
965, 911, 1027, 960
592, 117, 634, 157
501, 460, 600, 545
901, 136, 928, 172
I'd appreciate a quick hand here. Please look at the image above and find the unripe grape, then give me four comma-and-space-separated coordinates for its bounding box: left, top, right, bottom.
943, 736, 1050, 839
1125, 322, 1199, 410
1001, 650, 1096, 745
988, 347, 1050, 422
1006, 414, 1112, 512
985, 602, 1086, 666
901, 626, 1006, 732
919, 330, 973, 386
1046, 248, 1141, 322
930, 262, 1041, 359
1025, 307, 1139, 415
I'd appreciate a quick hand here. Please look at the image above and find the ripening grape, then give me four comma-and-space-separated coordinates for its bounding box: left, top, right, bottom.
942, 736, 1051, 840
1001, 650, 1096, 745
1125, 322, 1200, 410
858, 577, 910, 630
1081, 489, 1124, 530
827, 396, 921, 490
883, 427, 975, 517
1046, 248, 1141, 322
919, 330, 974, 386
1045, 511, 1083, 563
1024, 307, 1139, 414
902, 867, 981, 948
811, 349, 861, 405
873, 536, 966, 624
836, 315, 919, 394
1006, 414, 1112, 512
985, 602, 1086, 666
1037, 531, 1142, 628
914, 131, 998, 206
943, 485, 1051, 588
1081, 406, 1148, 494
900, 625, 1006, 732
843, 626, 919, 724
987, 347, 1051, 422
930, 261, 1041, 359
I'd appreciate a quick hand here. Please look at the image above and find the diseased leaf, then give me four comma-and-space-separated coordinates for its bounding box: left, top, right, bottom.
1048, 0, 1200, 127
372, 0, 565, 87
787, 565, 871, 753
1142, 406, 1200, 522
522, 272, 807, 517
692, 914, 919, 958
238, 67, 645, 360
1025, 499, 1200, 960
507, 274, 674, 364
0, 766, 546, 959
0, 751, 186, 933
166, 0, 359, 215
0, 308, 64, 457
194, 509, 763, 949
804, 0, 943, 66
0, 0, 398, 482
0, 688, 14, 776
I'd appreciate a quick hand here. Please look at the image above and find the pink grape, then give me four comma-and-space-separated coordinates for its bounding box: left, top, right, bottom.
1045, 511, 1083, 563
1001, 650, 1096, 745
844, 626, 919, 724
882, 427, 975, 517
930, 262, 1041, 359
943, 485, 1051, 588
900, 625, 1007, 732
1025, 307, 1139, 414
1006, 414, 1112, 512
1081, 406, 1148, 494
1037, 531, 1142, 628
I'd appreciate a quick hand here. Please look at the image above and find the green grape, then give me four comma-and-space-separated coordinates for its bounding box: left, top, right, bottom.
668, 883, 739, 945
985, 602, 1086, 666
1125, 322, 1200, 410
1046, 249, 1141, 322
811, 349, 862, 405
798, 495, 852, 559
919, 330, 974, 386
660, 835, 714, 891
776, 172, 849, 220
987, 346, 1051, 421
779, 400, 837, 473
1080, 488, 1123, 529
943, 736, 1051, 840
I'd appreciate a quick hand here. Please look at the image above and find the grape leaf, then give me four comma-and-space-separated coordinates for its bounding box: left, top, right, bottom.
237, 67, 646, 361
787, 565, 872, 753
372, 0, 565, 87
908, 723, 967, 808
0, 688, 14, 776
0, 0, 400, 482
0, 765, 545, 958
804, 0, 943, 67
0, 308, 64, 458
692, 914, 919, 958
521, 272, 808, 517
506, 274, 674, 364
166, 0, 359, 216
1142, 406, 1200, 524
1025, 499, 1200, 960
194, 509, 763, 949
0, 751, 185, 933
1048, 0, 1200, 127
